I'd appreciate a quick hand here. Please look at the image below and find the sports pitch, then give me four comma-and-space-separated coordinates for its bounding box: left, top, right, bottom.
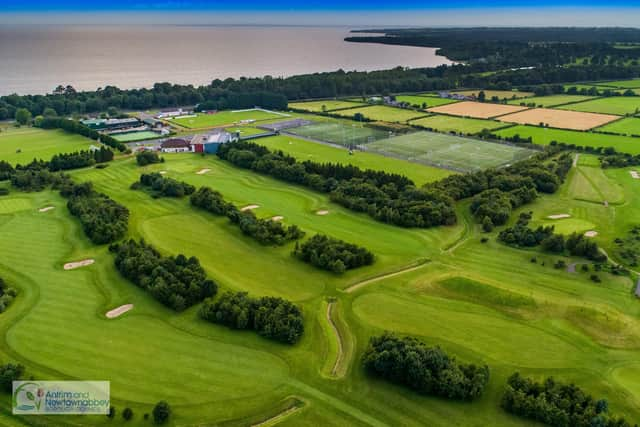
112, 131, 162, 142
410, 114, 506, 134
285, 122, 391, 147
366, 131, 537, 171
498, 108, 619, 131
171, 109, 288, 129
288, 100, 366, 112
558, 96, 640, 116
427, 101, 528, 119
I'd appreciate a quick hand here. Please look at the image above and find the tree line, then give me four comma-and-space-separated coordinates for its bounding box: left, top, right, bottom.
600, 153, 640, 168
362, 333, 490, 401
109, 239, 217, 311
37, 117, 127, 152
60, 181, 129, 245
132, 173, 195, 198
217, 141, 457, 228
190, 186, 305, 246
498, 212, 606, 262
199, 291, 304, 344
293, 234, 374, 273
502, 372, 634, 427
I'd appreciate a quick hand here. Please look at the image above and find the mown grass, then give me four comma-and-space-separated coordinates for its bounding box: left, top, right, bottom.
596, 117, 640, 136
0, 127, 95, 165
332, 105, 428, 123
409, 114, 506, 134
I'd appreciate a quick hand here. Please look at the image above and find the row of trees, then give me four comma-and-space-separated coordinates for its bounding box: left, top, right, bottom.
293, 234, 374, 273
498, 213, 606, 262
37, 117, 126, 152
218, 141, 457, 228
362, 333, 490, 401
48, 147, 113, 171
136, 151, 163, 166
199, 291, 304, 344
10, 169, 69, 192
190, 186, 305, 246
109, 239, 217, 311
502, 373, 633, 426
600, 153, 640, 168
132, 173, 195, 198
60, 181, 129, 244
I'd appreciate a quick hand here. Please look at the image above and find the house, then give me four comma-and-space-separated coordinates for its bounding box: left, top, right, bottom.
161, 138, 191, 153
191, 130, 239, 154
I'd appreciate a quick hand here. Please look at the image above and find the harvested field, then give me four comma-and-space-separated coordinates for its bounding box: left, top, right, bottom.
498, 108, 618, 131
547, 214, 571, 219
196, 168, 211, 175
63, 259, 95, 270
38, 206, 54, 212
106, 304, 134, 318
241, 204, 260, 211
427, 101, 528, 119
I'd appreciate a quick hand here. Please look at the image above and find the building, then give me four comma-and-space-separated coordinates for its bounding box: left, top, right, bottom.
81, 117, 140, 131
161, 138, 191, 153
191, 130, 238, 154
156, 108, 193, 119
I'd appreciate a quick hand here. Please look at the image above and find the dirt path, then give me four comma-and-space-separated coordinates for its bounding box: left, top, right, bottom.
344, 260, 429, 293
251, 403, 303, 427
326, 302, 344, 377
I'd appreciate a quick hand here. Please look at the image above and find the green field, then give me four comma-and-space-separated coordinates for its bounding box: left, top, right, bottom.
288, 100, 367, 112
0, 127, 96, 165
409, 114, 507, 134
596, 117, 640, 136
507, 94, 597, 107
3, 124, 640, 426
332, 105, 429, 123
112, 131, 162, 142
450, 89, 534, 99
257, 135, 453, 185
394, 95, 458, 108
559, 96, 640, 115
495, 125, 640, 154
285, 121, 390, 147
366, 131, 537, 171
563, 84, 634, 95
595, 79, 640, 89
171, 109, 288, 129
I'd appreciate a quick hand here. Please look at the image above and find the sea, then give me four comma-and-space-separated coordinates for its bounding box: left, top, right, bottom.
0, 25, 451, 96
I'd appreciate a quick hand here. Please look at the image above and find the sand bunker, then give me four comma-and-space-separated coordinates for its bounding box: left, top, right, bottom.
105, 304, 134, 319
547, 214, 571, 220
38, 206, 54, 212
196, 168, 211, 175
241, 204, 260, 211
584, 231, 599, 238
271, 216, 284, 221
631, 171, 639, 179
63, 259, 95, 270
316, 210, 330, 216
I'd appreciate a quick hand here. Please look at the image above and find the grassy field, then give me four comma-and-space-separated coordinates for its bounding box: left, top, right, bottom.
596, 117, 640, 136
171, 109, 288, 129
595, 79, 640, 89
366, 131, 536, 171
285, 122, 390, 147
288, 100, 366, 112
2, 128, 640, 425
507, 94, 597, 107
409, 114, 507, 134
0, 127, 96, 165
495, 125, 640, 154
567, 155, 625, 204
394, 95, 458, 108
332, 105, 428, 123
563, 84, 634, 95
112, 131, 162, 142
559, 96, 640, 115
256, 135, 453, 185
450, 90, 534, 99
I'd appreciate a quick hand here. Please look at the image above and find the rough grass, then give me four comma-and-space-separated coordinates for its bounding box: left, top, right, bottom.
409, 114, 506, 134
559, 96, 640, 115
0, 127, 96, 165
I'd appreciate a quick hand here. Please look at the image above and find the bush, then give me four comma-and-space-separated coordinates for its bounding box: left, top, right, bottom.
136, 151, 162, 166
107, 406, 116, 418
152, 401, 171, 424
134, 173, 195, 198
0, 188, 8, 196
293, 234, 374, 273
0, 363, 24, 392
362, 333, 489, 400
122, 407, 133, 421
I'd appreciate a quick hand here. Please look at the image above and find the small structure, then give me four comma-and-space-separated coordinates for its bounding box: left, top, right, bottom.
156, 108, 193, 119
161, 138, 191, 153
191, 130, 238, 154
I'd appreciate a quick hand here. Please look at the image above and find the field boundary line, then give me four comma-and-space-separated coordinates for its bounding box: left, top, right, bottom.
343, 259, 430, 293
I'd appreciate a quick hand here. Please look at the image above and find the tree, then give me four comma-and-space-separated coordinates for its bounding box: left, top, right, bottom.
122, 407, 134, 420
0, 363, 24, 392
152, 401, 171, 424
15, 108, 32, 125
107, 406, 116, 418
477, 91, 486, 102
482, 216, 494, 232
42, 107, 57, 118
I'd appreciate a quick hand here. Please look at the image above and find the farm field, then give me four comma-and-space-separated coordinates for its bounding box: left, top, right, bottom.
0, 127, 96, 165
256, 135, 453, 185
498, 108, 619, 130
284, 121, 390, 147
394, 95, 458, 108
450, 89, 534, 99
366, 131, 536, 171
2, 126, 640, 426
332, 105, 429, 123
596, 117, 640, 136
409, 114, 507, 134
595, 79, 640, 89
112, 130, 162, 142
288, 100, 366, 112
495, 125, 640, 154
171, 109, 288, 129
563, 84, 633, 95
507, 94, 597, 107
558, 96, 640, 115
427, 101, 528, 119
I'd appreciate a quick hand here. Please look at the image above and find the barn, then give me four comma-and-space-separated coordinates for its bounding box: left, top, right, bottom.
191, 130, 238, 154
161, 138, 191, 153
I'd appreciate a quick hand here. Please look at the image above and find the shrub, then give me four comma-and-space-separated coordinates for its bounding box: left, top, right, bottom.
122, 407, 133, 421
0, 363, 24, 392
293, 234, 374, 273
152, 401, 171, 424
134, 173, 195, 198
136, 150, 162, 166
